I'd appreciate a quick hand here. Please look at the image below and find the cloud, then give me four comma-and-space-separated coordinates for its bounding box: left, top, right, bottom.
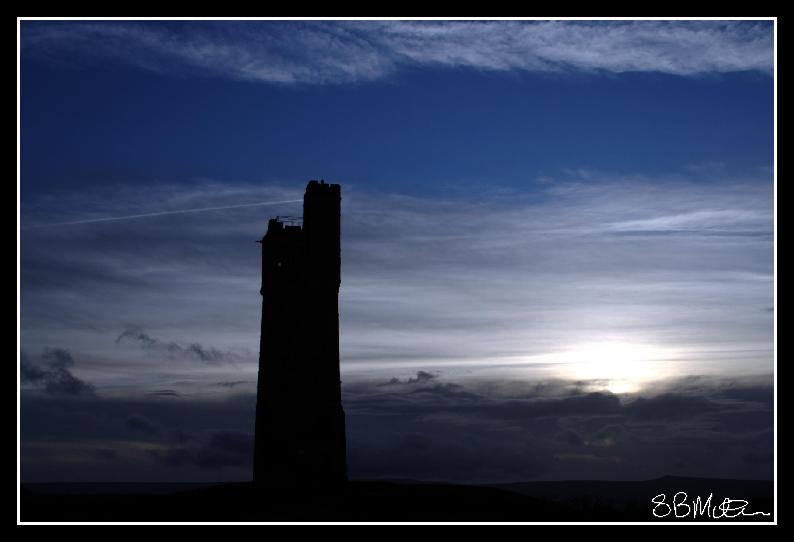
20, 353, 47, 382
21, 392, 258, 482
379, 370, 438, 386
149, 389, 180, 397
336, 174, 773, 377
21, 20, 773, 85
343, 373, 773, 482
605, 209, 771, 236
556, 429, 586, 448
624, 393, 718, 420
212, 380, 250, 388
150, 430, 254, 469
125, 414, 162, 436
372, 20, 773, 76
21, 348, 95, 396
20, 371, 772, 483
22, 199, 303, 230
116, 328, 247, 366
20, 174, 773, 394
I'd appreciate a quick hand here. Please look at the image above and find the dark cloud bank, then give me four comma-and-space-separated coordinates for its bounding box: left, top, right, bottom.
21, 348, 95, 396
20, 359, 773, 484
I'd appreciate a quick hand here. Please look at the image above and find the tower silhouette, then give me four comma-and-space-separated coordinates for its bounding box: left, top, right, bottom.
253, 180, 347, 485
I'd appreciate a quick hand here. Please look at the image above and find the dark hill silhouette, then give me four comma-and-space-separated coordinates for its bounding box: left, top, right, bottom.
21, 476, 773, 522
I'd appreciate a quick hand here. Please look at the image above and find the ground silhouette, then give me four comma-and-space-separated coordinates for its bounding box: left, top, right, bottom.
20, 476, 773, 522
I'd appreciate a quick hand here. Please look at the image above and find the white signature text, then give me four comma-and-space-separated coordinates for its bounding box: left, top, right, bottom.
651, 492, 771, 519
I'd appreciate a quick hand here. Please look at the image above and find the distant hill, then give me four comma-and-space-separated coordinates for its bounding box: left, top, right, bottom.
20, 476, 773, 522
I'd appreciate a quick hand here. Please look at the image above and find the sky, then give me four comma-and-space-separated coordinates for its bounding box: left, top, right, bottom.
19, 19, 775, 484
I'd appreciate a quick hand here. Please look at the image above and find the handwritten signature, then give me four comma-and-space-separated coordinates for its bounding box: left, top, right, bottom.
652, 492, 771, 519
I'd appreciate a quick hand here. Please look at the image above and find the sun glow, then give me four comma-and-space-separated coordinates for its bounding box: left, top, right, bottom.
551, 340, 672, 394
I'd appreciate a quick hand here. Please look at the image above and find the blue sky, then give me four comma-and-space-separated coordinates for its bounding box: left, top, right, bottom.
22, 20, 773, 198
19, 20, 775, 483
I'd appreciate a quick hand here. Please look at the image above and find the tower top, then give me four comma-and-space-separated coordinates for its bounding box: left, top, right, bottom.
307, 179, 341, 193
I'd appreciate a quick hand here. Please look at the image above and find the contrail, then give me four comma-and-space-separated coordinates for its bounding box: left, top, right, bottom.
22, 199, 303, 229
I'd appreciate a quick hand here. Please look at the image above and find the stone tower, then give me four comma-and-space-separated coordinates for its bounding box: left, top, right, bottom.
253, 180, 347, 485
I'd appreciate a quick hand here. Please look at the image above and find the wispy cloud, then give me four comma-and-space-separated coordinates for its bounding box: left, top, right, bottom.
605, 209, 770, 235
20, 173, 773, 393
21, 20, 773, 85
115, 328, 249, 366
22, 199, 302, 229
